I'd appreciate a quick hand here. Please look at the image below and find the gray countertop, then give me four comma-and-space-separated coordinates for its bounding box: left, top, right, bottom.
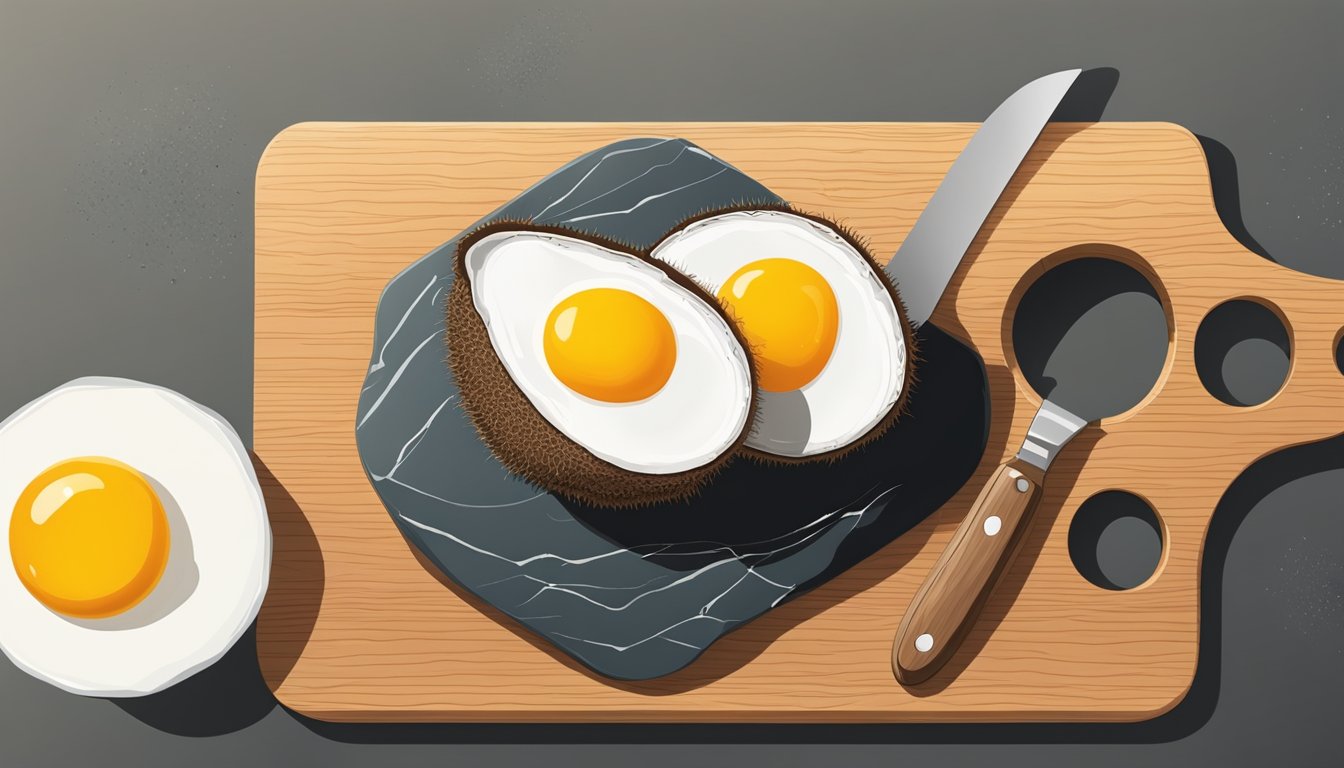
1, 1, 1341, 765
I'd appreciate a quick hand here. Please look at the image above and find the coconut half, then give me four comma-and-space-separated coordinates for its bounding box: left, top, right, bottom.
447, 222, 757, 508
651, 205, 915, 462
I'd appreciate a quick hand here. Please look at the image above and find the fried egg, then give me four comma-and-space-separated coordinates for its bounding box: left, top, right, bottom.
651, 208, 911, 460
0, 378, 270, 697
448, 225, 756, 507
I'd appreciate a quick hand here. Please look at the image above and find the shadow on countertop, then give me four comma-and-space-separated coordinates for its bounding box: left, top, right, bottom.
108, 454, 302, 736
111, 622, 276, 737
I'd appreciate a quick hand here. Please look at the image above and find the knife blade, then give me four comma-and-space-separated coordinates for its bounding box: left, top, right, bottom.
887, 68, 1081, 328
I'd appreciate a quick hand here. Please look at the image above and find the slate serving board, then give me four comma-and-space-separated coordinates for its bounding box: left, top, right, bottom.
353, 137, 988, 680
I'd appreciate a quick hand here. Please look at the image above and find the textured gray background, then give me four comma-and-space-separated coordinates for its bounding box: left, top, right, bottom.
1, 0, 1342, 765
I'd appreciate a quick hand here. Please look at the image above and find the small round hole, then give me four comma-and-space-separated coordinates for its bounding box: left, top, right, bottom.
1068, 491, 1163, 590
1195, 299, 1290, 406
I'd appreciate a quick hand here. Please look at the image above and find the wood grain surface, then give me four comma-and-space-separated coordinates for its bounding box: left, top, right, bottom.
253, 122, 1344, 722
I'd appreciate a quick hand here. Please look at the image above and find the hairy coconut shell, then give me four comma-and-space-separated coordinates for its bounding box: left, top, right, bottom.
446, 221, 758, 509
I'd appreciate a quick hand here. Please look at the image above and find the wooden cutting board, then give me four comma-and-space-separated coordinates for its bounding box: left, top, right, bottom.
254, 122, 1344, 722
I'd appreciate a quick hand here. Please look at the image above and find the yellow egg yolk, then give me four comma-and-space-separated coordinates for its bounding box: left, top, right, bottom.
9, 457, 170, 619
544, 287, 678, 403
717, 258, 839, 392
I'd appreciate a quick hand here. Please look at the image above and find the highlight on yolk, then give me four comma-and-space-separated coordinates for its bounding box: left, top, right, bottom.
544, 287, 678, 403
717, 258, 839, 392
9, 457, 170, 619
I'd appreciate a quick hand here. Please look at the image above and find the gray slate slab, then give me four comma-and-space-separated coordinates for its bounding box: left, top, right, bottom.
354, 138, 989, 680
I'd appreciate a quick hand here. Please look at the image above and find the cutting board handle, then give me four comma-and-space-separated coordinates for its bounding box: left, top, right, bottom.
893, 457, 1045, 685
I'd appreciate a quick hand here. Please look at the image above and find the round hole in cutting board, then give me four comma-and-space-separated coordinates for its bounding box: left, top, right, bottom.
1335, 330, 1343, 376
1011, 256, 1169, 422
1068, 491, 1163, 591
1195, 299, 1291, 406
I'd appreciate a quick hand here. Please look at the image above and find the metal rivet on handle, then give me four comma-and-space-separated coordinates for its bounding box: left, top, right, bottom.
984, 515, 1002, 536
1016, 477, 1030, 493
915, 633, 934, 653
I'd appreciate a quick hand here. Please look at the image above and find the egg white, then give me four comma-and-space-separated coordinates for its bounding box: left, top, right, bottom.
651, 210, 907, 458
464, 231, 754, 474
0, 377, 270, 697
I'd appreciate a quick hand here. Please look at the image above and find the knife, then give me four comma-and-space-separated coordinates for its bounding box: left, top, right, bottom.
893, 398, 1087, 684
887, 69, 1081, 326
884, 69, 1082, 685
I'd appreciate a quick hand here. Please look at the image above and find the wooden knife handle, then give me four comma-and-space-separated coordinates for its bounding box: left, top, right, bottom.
893, 456, 1046, 685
